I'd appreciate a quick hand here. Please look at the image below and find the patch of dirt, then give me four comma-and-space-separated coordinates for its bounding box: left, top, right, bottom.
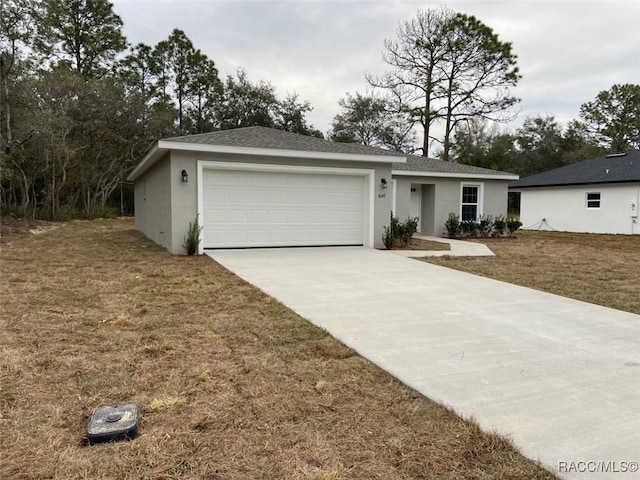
407, 237, 450, 251
0, 217, 60, 244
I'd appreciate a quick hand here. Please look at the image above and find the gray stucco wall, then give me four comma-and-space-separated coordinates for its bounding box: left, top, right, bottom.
134, 153, 172, 249
160, 150, 393, 252
394, 176, 509, 236
169, 151, 199, 253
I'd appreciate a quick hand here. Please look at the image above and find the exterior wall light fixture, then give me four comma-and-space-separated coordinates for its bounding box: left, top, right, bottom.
181, 169, 189, 183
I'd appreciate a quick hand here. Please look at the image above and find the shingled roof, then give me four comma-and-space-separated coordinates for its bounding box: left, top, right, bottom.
509, 150, 640, 188
166, 127, 517, 176
164, 126, 406, 158
129, 126, 518, 181
393, 155, 516, 177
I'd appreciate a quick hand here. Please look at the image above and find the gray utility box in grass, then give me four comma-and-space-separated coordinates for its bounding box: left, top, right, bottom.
86, 403, 139, 444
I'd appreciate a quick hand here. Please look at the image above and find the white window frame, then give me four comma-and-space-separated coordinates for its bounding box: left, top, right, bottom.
586, 192, 601, 209
460, 182, 484, 220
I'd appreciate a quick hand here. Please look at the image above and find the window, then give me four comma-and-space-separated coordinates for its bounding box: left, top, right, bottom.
461, 183, 482, 221
586, 192, 601, 209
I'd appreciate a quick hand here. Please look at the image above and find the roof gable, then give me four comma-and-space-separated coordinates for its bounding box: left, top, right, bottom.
509, 150, 640, 188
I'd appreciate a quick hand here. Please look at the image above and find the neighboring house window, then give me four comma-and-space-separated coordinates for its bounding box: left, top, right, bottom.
460, 183, 483, 221
586, 192, 601, 209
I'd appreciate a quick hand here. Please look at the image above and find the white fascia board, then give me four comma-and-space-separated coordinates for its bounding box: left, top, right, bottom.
160, 140, 405, 164
127, 143, 164, 181
392, 170, 519, 180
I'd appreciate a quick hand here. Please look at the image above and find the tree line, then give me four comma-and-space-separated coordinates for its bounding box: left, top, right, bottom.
0, 0, 321, 218
1, 1, 638, 219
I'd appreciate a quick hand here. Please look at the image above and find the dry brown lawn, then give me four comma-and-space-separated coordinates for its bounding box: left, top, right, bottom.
0, 218, 554, 480
406, 237, 450, 251
422, 231, 640, 315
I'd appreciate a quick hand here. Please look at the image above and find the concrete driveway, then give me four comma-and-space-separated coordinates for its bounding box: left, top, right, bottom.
206, 247, 640, 479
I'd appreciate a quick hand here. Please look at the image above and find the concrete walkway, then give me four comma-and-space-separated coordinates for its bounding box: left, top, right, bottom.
206, 247, 640, 479
391, 235, 495, 257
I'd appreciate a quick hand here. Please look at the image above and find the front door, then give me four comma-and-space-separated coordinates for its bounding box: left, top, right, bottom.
410, 185, 422, 232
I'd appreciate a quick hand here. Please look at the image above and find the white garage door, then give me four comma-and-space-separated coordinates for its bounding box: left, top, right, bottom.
202, 168, 366, 248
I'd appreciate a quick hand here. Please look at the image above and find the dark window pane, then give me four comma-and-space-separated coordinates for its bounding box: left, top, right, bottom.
462, 186, 478, 203
587, 192, 601, 208
462, 205, 477, 221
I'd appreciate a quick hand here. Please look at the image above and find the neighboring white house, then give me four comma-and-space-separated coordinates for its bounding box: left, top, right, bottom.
127, 127, 517, 253
509, 150, 640, 235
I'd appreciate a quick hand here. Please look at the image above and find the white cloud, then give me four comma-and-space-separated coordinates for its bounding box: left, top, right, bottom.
112, 0, 640, 136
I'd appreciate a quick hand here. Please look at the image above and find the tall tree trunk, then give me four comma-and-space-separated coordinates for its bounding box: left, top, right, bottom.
0, 39, 16, 155
443, 74, 455, 162
422, 96, 430, 157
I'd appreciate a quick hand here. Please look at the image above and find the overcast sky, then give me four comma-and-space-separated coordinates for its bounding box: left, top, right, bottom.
111, 0, 639, 139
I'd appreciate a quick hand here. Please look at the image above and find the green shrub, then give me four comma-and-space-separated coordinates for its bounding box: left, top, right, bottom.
460, 219, 478, 237
478, 215, 493, 237
182, 214, 203, 255
382, 225, 394, 249
389, 213, 400, 238
397, 216, 419, 246
56, 205, 89, 221
0, 204, 26, 219
506, 217, 523, 236
493, 215, 507, 236
383, 213, 420, 247
444, 213, 461, 238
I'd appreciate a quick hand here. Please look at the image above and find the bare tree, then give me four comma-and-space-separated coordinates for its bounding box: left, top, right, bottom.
368, 7, 452, 156
369, 7, 521, 160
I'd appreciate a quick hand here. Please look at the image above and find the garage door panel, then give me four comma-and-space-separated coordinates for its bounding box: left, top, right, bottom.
226, 188, 249, 203
247, 209, 269, 223
203, 168, 366, 248
248, 189, 269, 203
225, 171, 250, 185
267, 190, 288, 203
288, 190, 308, 203
308, 192, 327, 204
288, 210, 308, 223
250, 230, 269, 242
268, 209, 290, 223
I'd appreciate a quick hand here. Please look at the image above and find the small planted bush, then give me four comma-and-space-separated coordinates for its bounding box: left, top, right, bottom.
389, 214, 400, 238
445, 213, 514, 238
506, 217, 523, 236
493, 215, 506, 236
398, 216, 419, 247
182, 214, 203, 255
382, 225, 395, 249
444, 213, 461, 239
460, 219, 478, 237
382, 213, 420, 248
478, 215, 494, 237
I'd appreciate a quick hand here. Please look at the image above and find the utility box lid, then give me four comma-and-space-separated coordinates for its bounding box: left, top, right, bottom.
87, 402, 139, 444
